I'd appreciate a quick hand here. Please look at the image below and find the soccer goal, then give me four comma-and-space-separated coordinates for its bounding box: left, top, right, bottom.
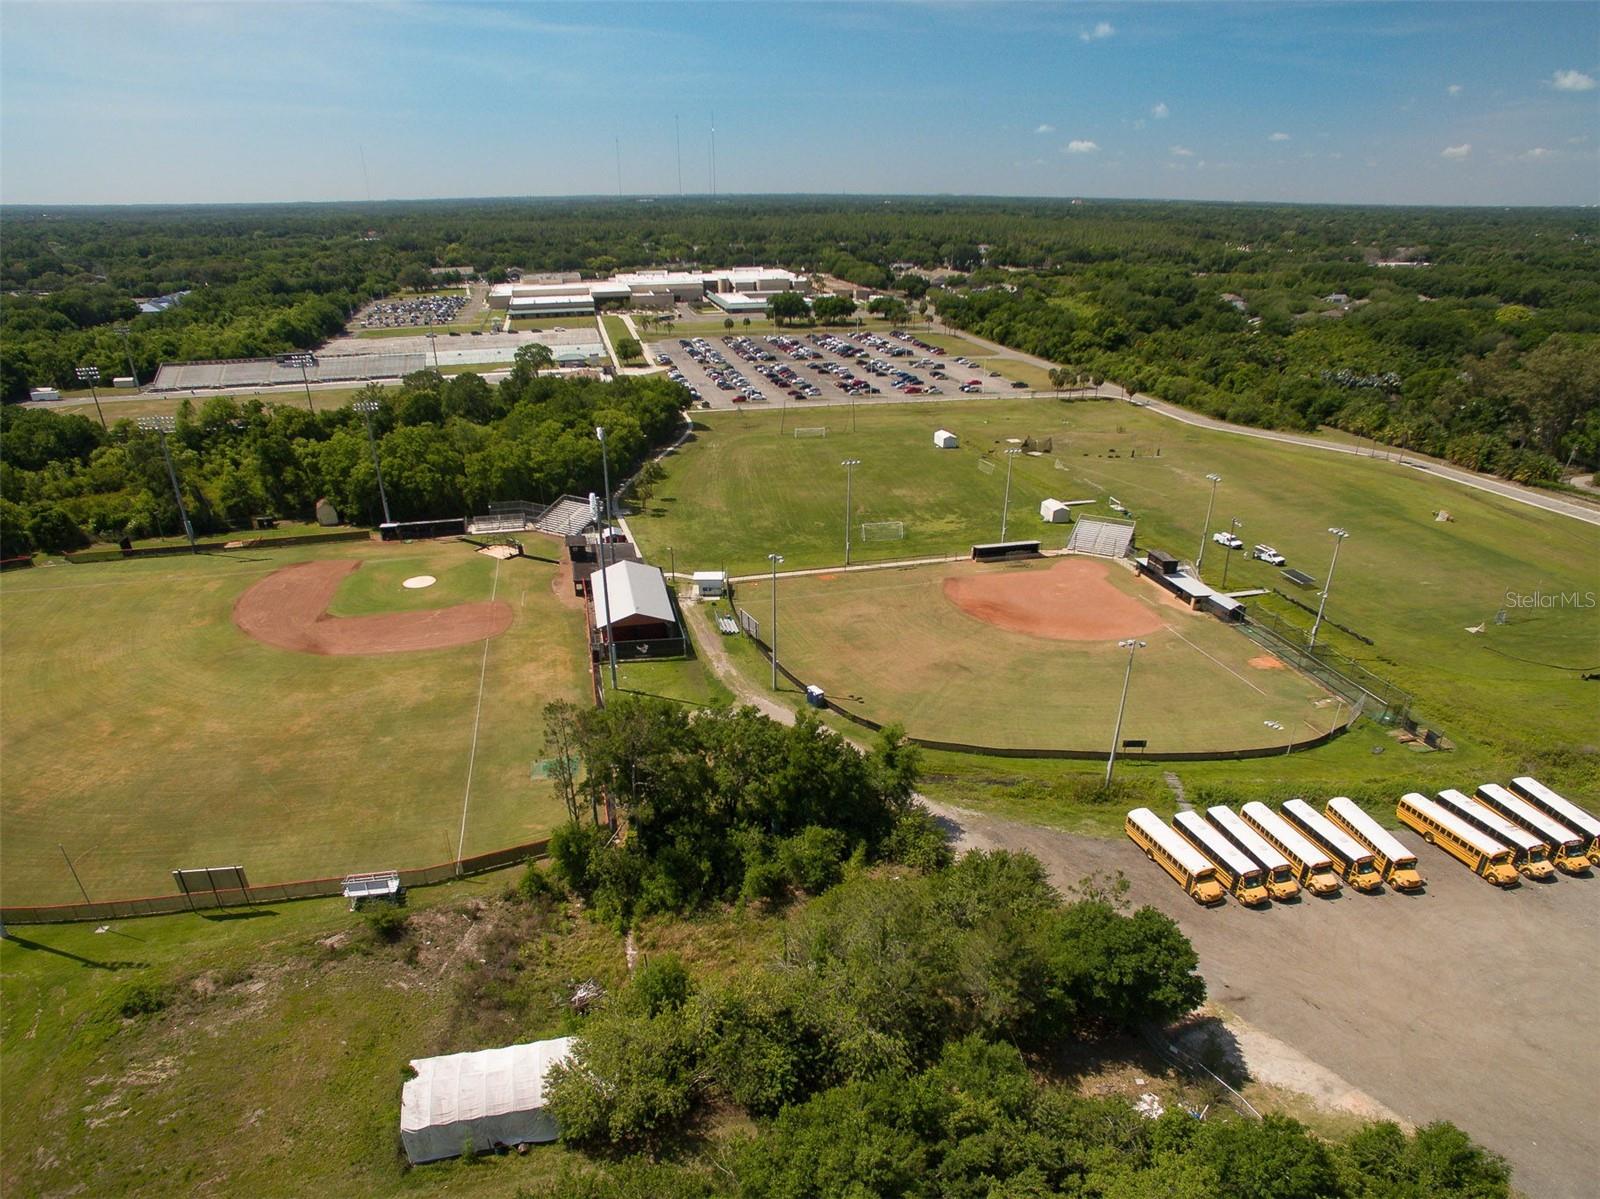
793, 426, 828, 439
860, 521, 906, 542
1054, 457, 1071, 472
977, 458, 996, 475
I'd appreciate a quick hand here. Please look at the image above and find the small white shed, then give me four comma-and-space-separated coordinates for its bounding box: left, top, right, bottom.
933, 429, 959, 449
1040, 499, 1072, 524
28, 388, 61, 403
400, 1036, 575, 1164
692, 570, 727, 599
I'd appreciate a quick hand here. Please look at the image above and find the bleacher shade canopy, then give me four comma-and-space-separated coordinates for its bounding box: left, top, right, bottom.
400, 1037, 575, 1164
590, 559, 675, 630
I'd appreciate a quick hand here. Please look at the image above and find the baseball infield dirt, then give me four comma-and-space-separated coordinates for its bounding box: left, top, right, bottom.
943, 557, 1168, 641
233, 559, 512, 655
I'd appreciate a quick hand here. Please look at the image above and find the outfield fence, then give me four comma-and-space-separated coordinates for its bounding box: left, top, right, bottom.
0, 838, 550, 926
61, 528, 371, 563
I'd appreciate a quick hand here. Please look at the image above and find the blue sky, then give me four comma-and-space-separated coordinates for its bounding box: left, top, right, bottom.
2, 1, 1596, 206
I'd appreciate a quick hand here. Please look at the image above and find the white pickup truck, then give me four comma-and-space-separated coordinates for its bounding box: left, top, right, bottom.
1212, 531, 1244, 549
1251, 544, 1286, 565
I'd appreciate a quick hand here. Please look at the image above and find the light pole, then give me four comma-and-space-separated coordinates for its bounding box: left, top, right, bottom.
285, 353, 317, 414
1220, 517, 1243, 589
114, 324, 139, 388
137, 414, 197, 552
426, 332, 440, 370
767, 552, 784, 690
353, 399, 392, 526
1308, 527, 1350, 651
841, 458, 860, 566
999, 447, 1022, 540
595, 427, 618, 688
74, 365, 107, 430
1195, 473, 1222, 571
1105, 638, 1146, 785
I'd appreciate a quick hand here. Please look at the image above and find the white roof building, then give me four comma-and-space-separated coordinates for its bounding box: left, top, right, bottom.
400, 1037, 575, 1164
590, 559, 676, 631
490, 267, 805, 312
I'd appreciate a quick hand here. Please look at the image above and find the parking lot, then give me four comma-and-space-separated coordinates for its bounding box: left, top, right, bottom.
648, 328, 1033, 413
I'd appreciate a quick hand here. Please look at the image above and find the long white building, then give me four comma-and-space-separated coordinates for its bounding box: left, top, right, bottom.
489, 267, 806, 316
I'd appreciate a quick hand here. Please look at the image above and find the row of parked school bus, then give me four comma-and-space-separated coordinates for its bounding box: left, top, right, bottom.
1127, 776, 1599, 907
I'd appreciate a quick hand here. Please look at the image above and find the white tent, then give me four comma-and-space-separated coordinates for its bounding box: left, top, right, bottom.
933, 429, 959, 449
1040, 498, 1072, 523
400, 1036, 575, 1163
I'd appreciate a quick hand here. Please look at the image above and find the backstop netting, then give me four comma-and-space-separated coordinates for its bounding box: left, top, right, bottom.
793, 427, 828, 438
1067, 516, 1136, 558
860, 521, 905, 542
1022, 435, 1053, 454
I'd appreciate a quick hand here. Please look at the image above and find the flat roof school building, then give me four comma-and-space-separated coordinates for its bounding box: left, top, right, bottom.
489, 268, 806, 317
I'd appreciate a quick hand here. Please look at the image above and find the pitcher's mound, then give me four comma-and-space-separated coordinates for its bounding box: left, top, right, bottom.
943, 558, 1166, 641
234, 560, 511, 655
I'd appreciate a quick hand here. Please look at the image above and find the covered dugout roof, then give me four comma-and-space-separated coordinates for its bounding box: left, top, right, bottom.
400, 1036, 574, 1164
590, 559, 675, 629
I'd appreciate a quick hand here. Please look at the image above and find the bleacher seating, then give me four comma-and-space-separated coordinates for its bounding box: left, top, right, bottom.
535, 496, 597, 538
1067, 517, 1136, 558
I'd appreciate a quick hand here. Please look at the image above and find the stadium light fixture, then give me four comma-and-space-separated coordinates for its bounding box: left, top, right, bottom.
136, 414, 197, 552
1264, 719, 1292, 755
1105, 638, 1147, 785
1196, 473, 1222, 571
1308, 528, 1350, 651
284, 352, 317, 414
114, 324, 139, 388
767, 552, 784, 690
999, 447, 1023, 541
353, 399, 393, 526
425, 331, 440, 370
1220, 516, 1244, 589
74, 365, 106, 430
840, 459, 861, 566
595, 426, 617, 688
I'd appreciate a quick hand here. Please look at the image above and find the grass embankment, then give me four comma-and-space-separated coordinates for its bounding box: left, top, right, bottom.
0, 541, 591, 905
632, 398, 1599, 808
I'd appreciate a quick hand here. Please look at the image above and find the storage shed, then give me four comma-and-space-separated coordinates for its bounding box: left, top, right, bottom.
933, 429, 959, 449
400, 1037, 575, 1164
692, 570, 727, 599
1039, 499, 1072, 524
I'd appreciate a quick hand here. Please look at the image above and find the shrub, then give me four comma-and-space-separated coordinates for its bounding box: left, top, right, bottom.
362, 903, 410, 943
777, 826, 848, 894
100, 978, 172, 1020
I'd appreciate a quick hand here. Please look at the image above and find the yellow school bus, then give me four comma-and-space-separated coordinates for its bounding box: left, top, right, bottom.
1172, 810, 1271, 906
1125, 808, 1226, 906
1436, 789, 1555, 881
1396, 793, 1519, 887
1324, 797, 1424, 891
1282, 799, 1385, 892
1510, 777, 1600, 867
1475, 784, 1590, 877
1206, 805, 1301, 901
1240, 802, 1341, 895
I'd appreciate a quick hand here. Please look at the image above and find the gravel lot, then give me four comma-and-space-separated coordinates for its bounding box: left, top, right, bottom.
931, 801, 1599, 1199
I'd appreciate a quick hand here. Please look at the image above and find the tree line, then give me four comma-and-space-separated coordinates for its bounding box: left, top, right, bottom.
0, 367, 686, 555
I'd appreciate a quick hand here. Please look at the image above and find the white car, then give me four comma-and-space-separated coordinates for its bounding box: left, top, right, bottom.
1212, 531, 1244, 549
1252, 544, 1286, 565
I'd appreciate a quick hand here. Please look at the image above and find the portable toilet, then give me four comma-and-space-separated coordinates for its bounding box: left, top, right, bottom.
933, 429, 959, 449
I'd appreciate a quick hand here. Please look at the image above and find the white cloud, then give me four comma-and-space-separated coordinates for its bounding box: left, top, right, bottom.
1079, 21, 1114, 42
1441, 143, 1472, 159
1034, 123, 1055, 134
1551, 69, 1596, 92
1447, 83, 1463, 96
1151, 102, 1169, 119
1065, 139, 1100, 154
1268, 132, 1291, 142
1170, 145, 1195, 157
1518, 147, 1553, 161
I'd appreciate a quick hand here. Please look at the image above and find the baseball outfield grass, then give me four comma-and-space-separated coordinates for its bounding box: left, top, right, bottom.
630, 397, 1600, 782
0, 540, 590, 906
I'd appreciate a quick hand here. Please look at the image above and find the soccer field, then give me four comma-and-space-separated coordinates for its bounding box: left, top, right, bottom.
0, 539, 590, 906
743, 556, 1334, 754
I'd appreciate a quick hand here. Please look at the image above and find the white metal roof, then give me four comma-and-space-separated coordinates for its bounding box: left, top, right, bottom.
1325, 797, 1415, 864
1400, 793, 1508, 858
1477, 784, 1580, 848
1511, 777, 1600, 838
1128, 807, 1215, 876
1437, 789, 1545, 854
591, 559, 676, 628
400, 1037, 574, 1162
1173, 810, 1259, 878
1283, 798, 1374, 864
1242, 802, 1333, 869
691, 570, 726, 582
1164, 573, 1215, 599
1206, 806, 1291, 872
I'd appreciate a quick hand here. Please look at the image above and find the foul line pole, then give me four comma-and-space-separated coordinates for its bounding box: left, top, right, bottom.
455, 559, 500, 872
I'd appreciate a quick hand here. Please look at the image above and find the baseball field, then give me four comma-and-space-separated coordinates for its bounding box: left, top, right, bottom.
0, 539, 590, 906
739, 555, 1334, 753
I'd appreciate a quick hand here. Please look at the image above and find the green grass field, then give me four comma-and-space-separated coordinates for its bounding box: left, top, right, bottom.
744, 557, 1332, 753
0, 540, 591, 905
630, 397, 1600, 779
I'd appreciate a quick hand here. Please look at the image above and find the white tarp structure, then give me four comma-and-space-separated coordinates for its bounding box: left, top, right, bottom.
1039, 498, 1071, 523
933, 428, 959, 449
400, 1036, 575, 1164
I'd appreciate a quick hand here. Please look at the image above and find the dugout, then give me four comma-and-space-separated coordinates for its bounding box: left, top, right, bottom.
1144, 548, 1181, 576
380, 518, 467, 541
971, 540, 1042, 562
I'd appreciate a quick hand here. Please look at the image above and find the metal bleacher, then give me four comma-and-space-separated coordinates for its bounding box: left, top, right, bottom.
534, 495, 597, 538
1066, 516, 1137, 558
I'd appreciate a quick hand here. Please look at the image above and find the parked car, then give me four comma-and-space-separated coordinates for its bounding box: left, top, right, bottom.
1251, 544, 1286, 565
1212, 531, 1244, 549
